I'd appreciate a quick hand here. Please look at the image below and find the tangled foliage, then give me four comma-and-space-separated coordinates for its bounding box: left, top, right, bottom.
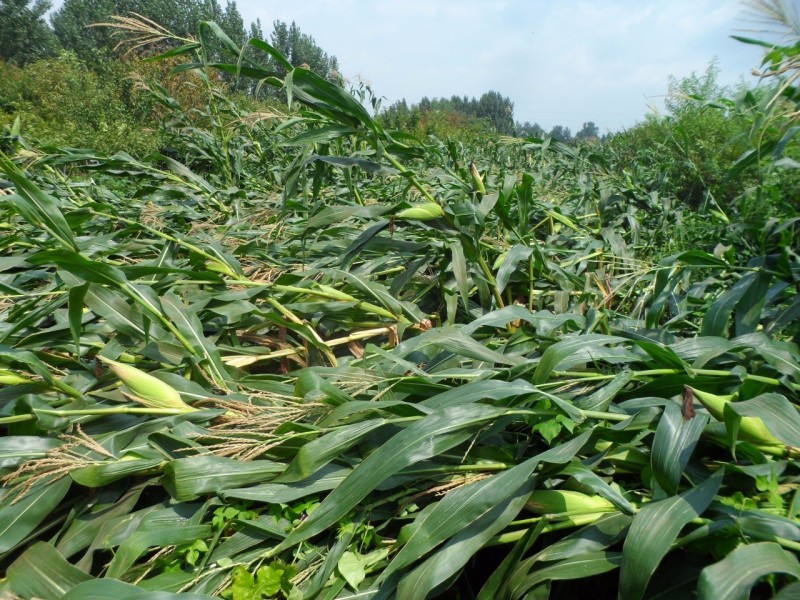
0, 15, 799, 600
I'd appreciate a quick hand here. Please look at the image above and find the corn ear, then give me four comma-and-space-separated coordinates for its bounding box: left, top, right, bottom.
98, 356, 194, 412
525, 490, 615, 515
470, 161, 486, 194
0, 369, 32, 386
396, 203, 444, 221
691, 387, 781, 446
205, 260, 237, 277
689, 387, 734, 421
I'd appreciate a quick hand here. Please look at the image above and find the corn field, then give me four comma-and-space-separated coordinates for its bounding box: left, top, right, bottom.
0, 15, 799, 600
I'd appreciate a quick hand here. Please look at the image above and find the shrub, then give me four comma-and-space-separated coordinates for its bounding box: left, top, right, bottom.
0, 52, 163, 155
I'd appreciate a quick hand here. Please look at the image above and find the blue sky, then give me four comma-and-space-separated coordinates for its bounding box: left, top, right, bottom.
234, 0, 766, 133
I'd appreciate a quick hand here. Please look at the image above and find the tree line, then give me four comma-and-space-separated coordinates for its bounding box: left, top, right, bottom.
2, 0, 601, 142
0, 0, 339, 84
380, 93, 601, 141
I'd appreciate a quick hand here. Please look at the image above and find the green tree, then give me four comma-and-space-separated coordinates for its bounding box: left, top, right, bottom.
548, 124, 572, 142
0, 0, 59, 65
476, 90, 514, 134
51, 0, 119, 61
50, 0, 245, 61
575, 121, 600, 141
269, 20, 340, 81
516, 121, 545, 138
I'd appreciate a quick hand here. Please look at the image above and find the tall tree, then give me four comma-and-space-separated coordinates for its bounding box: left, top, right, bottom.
516, 121, 545, 138
575, 121, 599, 141
476, 90, 514, 135
0, 0, 58, 65
269, 19, 340, 81
51, 0, 246, 61
548, 125, 572, 142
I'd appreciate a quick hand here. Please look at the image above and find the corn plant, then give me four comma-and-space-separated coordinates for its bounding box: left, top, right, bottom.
0, 16, 798, 600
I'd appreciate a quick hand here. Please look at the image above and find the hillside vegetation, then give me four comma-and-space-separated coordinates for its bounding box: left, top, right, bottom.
0, 12, 799, 600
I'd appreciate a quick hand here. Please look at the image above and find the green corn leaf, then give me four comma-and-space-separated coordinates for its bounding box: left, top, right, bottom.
422, 379, 536, 410
0, 436, 60, 469
162, 456, 284, 501
633, 339, 691, 371
0, 153, 77, 251
697, 542, 800, 600
67, 282, 88, 356
476, 521, 548, 600
562, 464, 637, 513
288, 67, 377, 132
0, 346, 56, 385
462, 305, 540, 334
62, 578, 218, 600
286, 124, 359, 147
198, 20, 241, 57
533, 335, 626, 384
161, 291, 230, 386
306, 204, 389, 229
7, 542, 92, 600
85, 284, 148, 339
619, 470, 722, 600
450, 241, 471, 312
276, 418, 387, 483
651, 401, 709, 495
574, 371, 633, 411
496, 244, 534, 293
701, 273, 758, 337
107, 523, 214, 579
310, 155, 395, 175
222, 464, 351, 504
27, 250, 128, 287
247, 37, 292, 71
672, 250, 729, 268
56, 483, 148, 559
71, 457, 163, 488
734, 270, 771, 336
379, 431, 591, 583
395, 327, 525, 366
532, 512, 632, 563
273, 404, 508, 553
511, 551, 623, 599
395, 484, 534, 600
725, 393, 800, 447
0, 476, 71, 553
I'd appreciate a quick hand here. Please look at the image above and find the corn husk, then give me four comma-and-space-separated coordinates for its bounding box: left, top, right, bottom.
98, 356, 194, 412
0, 369, 32, 386
691, 387, 781, 446
470, 161, 486, 194
525, 490, 615, 515
205, 260, 237, 277
396, 203, 444, 221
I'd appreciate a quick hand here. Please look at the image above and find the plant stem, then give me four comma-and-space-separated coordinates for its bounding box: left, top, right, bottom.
553, 368, 781, 386
384, 154, 439, 206
223, 327, 396, 367
402, 463, 509, 476
36, 407, 196, 417
0, 414, 36, 425
490, 512, 608, 545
